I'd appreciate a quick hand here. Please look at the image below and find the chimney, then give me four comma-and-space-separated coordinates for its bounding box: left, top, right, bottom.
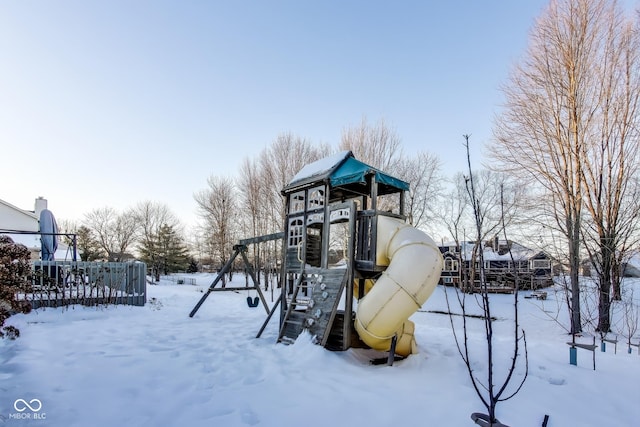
35, 197, 48, 217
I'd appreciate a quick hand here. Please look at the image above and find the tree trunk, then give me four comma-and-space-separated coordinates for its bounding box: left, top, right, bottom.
611, 256, 622, 301
597, 241, 613, 332
569, 222, 582, 335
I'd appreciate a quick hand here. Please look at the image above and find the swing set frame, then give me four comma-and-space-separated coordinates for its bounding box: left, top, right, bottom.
188, 232, 284, 317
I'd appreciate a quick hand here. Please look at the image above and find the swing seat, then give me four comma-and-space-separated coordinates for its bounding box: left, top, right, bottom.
246, 296, 260, 307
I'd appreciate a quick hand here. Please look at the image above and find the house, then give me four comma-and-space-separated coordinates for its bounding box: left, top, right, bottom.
623, 253, 640, 278
438, 238, 554, 293
0, 197, 73, 260
580, 251, 640, 278
0, 197, 46, 259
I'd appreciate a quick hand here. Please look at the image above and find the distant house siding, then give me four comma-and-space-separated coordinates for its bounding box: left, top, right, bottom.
0, 199, 40, 258
439, 250, 461, 286
622, 263, 640, 278
437, 241, 554, 292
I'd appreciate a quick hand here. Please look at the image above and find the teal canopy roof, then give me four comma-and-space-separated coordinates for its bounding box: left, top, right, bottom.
284, 151, 409, 197
330, 156, 409, 191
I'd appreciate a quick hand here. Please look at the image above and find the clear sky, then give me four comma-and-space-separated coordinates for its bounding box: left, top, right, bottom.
0, 0, 551, 229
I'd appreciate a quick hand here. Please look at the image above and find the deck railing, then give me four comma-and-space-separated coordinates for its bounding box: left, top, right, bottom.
24, 261, 147, 309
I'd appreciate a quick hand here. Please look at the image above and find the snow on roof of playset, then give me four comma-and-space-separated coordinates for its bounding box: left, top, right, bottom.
284, 151, 409, 196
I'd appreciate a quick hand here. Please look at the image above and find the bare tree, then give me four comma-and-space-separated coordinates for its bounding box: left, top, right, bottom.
133, 200, 182, 281
616, 287, 639, 354
446, 136, 528, 427
440, 172, 469, 245
576, 2, 640, 332
468, 169, 523, 244
490, 0, 633, 334
340, 117, 407, 214
339, 116, 403, 172
395, 151, 443, 233
194, 176, 238, 286
259, 132, 330, 230
443, 168, 523, 247
83, 207, 138, 261
238, 158, 265, 239
237, 157, 271, 285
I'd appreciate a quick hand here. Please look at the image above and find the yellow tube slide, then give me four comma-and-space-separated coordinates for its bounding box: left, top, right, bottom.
354, 216, 443, 357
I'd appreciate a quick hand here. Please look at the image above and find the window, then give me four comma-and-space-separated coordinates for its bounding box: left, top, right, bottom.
288, 218, 304, 248
307, 213, 323, 226
531, 259, 551, 269
443, 277, 453, 284
444, 259, 459, 272
290, 192, 305, 213
487, 261, 510, 270
307, 186, 325, 210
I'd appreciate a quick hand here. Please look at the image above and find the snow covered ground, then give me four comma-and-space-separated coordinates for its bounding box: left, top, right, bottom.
1, 274, 639, 427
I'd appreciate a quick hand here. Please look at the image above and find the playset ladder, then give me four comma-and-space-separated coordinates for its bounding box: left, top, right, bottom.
277, 267, 348, 346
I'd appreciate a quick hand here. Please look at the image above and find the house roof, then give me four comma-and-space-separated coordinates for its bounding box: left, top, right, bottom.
440, 240, 545, 262
283, 151, 410, 196
0, 198, 38, 222
0, 198, 40, 250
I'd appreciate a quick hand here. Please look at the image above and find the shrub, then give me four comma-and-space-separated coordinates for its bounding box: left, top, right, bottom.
0, 235, 32, 339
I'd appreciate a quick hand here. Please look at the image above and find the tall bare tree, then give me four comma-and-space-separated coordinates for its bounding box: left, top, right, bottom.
83, 207, 138, 261
339, 116, 403, 172
194, 176, 238, 285
440, 172, 469, 246
442, 168, 523, 248
395, 151, 443, 233
340, 117, 407, 214
133, 201, 182, 281
578, 7, 640, 331
237, 157, 272, 284
259, 132, 330, 231
490, 0, 639, 334
238, 157, 265, 240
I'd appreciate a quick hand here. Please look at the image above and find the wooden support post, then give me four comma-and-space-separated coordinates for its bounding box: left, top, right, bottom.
567, 336, 597, 370
189, 247, 242, 317
569, 346, 577, 366
602, 337, 618, 354
387, 335, 398, 366
256, 296, 281, 338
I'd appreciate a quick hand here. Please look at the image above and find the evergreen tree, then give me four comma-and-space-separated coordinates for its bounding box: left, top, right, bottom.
138, 230, 162, 281
139, 224, 189, 280
186, 258, 199, 273
157, 224, 190, 275
76, 225, 105, 261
